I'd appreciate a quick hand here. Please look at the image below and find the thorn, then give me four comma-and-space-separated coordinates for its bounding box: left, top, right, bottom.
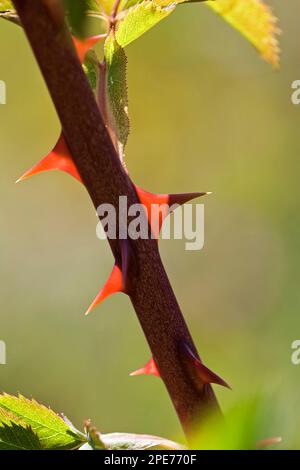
73, 35, 104, 64
257, 436, 282, 449
168, 192, 208, 206
180, 341, 231, 389
130, 357, 160, 377
16, 134, 82, 183
135, 185, 208, 238
85, 264, 124, 316
85, 241, 134, 316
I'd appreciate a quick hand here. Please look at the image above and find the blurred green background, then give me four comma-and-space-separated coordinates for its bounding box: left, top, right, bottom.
0, 0, 300, 448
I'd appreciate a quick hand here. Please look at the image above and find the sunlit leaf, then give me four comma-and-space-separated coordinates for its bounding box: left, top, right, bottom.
205, 0, 280, 67
115, 1, 176, 48
0, 0, 13, 10
86, 0, 127, 16
0, 0, 19, 25
0, 394, 85, 450
0, 408, 42, 450
104, 32, 130, 157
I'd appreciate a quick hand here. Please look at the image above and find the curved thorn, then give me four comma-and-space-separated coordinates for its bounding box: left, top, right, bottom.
135, 185, 209, 239
130, 357, 160, 377
257, 436, 282, 449
180, 342, 231, 389
85, 264, 124, 316
168, 192, 209, 206
16, 134, 82, 183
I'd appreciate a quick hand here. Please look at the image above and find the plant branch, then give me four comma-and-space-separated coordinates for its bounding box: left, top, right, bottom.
12, 0, 221, 438
111, 0, 122, 20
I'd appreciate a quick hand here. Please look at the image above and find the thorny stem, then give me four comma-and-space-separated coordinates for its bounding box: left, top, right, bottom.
12, 0, 221, 439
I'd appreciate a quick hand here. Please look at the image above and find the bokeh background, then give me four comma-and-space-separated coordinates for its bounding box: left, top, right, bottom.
0, 0, 300, 448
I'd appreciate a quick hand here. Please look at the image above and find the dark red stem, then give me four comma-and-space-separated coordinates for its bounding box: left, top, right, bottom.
12, 0, 221, 438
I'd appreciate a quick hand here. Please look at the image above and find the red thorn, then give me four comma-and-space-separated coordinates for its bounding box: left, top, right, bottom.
257, 436, 282, 449
16, 134, 82, 183
72, 35, 104, 64
180, 342, 231, 389
135, 185, 208, 239
85, 241, 134, 316
130, 357, 160, 377
85, 264, 124, 315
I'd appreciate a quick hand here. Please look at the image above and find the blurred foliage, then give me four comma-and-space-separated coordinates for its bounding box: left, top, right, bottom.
190, 397, 282, 450
0, 0, 299, 449
63, 0, 91, 36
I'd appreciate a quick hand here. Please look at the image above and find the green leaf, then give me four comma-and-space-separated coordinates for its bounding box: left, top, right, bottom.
83, 50, 100, 93
0, 0, 20, 25
0, 394, 85, 450
99, 0, 116, 14
63, 0, 91, 36
0, 408, 42, 450
101, 432, 185, 450
205, 0, 280, 67
122, 0, 142, 9
122, 0, 202, 10
104, 32, 130, 157
86, 0, 127, 16
115, 1, 176, 48
0, 0, 13, 10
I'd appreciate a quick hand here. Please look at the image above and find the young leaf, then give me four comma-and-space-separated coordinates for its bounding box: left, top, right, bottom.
104, 32, 129, 158
0, 408, 42, 450
100, 432, 185, 450
205, 0, 280, 67
115, 1, 176, 48
83, 50, 100, 93
0, 394, 85, 450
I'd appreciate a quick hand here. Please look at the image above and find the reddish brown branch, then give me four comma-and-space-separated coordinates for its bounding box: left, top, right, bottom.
12, 0, 221, 437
